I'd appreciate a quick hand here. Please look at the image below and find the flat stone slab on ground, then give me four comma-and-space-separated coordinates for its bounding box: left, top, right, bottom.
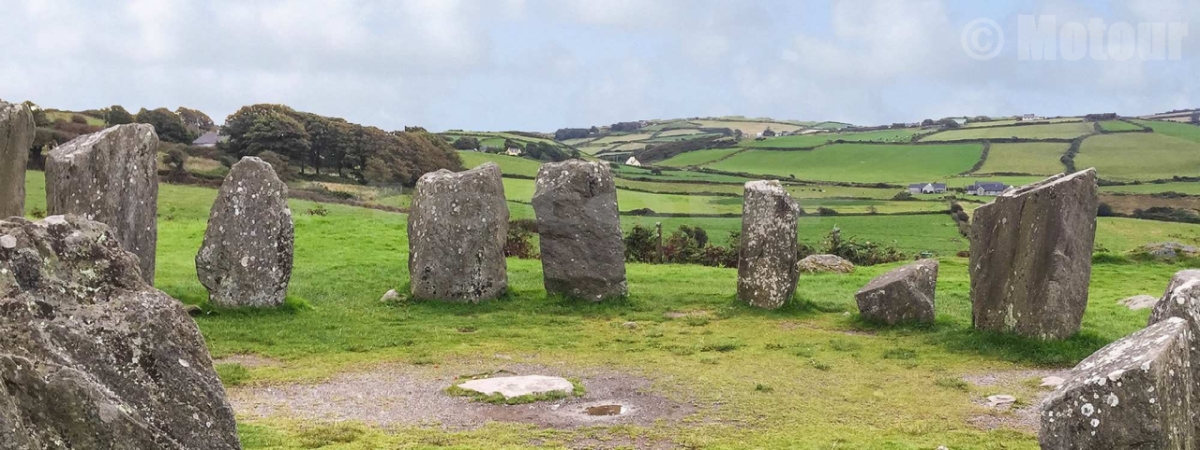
458, 375, 574, 399
1119, 294, 1158, 310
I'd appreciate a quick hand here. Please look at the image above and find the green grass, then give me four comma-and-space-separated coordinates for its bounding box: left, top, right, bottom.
612, 165, 754, 183
1077, 132, 1200, 181
707, 143, 983, 184
658, 148, 744, 166
921, 122, 1094, 141
45, 110, 106, 127
458, 151, 543, 177
977, 143, 1069, 175
1132, 120, 1200, 143
1100, 182, 1200, 195
963, 118, 1082, 128
19, 170, 1200, 448
741, 134, 832, 149
1098, 120, 1143, 132
656, 129, 706, 137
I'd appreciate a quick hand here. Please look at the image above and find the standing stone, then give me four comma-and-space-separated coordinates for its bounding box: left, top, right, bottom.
45, 124, 160, 284
1147, 269, 1200, 445
196, 157, 294, 308
970, 169, 1098, 339
0, 215, 241, 449
855, 259, 938, 325
408, 163, 508, 302
737, 180, 800, 309
532, 160, 626, 301
1039, 317, 1193, 449
0, 101, 35, 218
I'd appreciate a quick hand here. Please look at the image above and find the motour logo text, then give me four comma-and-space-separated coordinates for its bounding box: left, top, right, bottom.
962, 15, 1189, 61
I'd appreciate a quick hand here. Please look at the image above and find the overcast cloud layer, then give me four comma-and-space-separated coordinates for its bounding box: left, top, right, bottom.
0, 0, 1196, 131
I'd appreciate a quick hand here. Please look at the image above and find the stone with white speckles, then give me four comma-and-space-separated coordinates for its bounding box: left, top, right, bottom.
408, 163, 508, 302
45, 124, 160, 284
0, 101, 35, 219
196, 157, 294, 308
969, 169, 1098, 340
1039, 317, 1193, 449
1147, 269, 1200, 445
0, 215, 240, 448
532, 160, 626, 301
855, 259, 937, 325
737, 180, 800, 309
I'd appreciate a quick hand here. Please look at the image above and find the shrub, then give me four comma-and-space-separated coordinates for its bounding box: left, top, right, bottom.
892, 191, 915, 201
1097, 202, 1114, 217
504, 225, 539, 259
164, 147, 188, 175
509, 218, 539, 233
70, 114, 88, 125
255, 150, 292, 181
821, 227, 904, 266
816, 207, 838, 216
306, 204, 330, 216
624, 224, 658, 262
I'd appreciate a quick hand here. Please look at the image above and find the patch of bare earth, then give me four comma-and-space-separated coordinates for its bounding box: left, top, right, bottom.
963, 368, 1070, 433
228, 362, 696, 430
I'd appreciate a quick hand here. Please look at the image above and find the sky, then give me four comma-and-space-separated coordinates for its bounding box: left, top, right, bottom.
0, 0, 1196, 132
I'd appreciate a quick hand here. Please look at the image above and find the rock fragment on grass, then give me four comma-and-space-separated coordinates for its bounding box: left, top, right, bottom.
1120, 294, 1159, 310
970, 169, 1098, 340
1039, 317, 1193, 449
855, 259, 938, 324
798, 254, 855, 274
737, 180, 800, 309
457, 375, 574, 399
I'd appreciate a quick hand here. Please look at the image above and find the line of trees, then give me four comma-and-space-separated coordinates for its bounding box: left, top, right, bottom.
219, 104, 462, 186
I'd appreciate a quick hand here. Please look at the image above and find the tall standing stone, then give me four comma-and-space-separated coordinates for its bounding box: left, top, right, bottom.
408, 163, 508, 302
970, 169, 1098, 339
0, 215, 241, 449
1039, 317, 1193, 449
0, 101, 35, 218
196, 157, 294, 308
45, 124, 160, 284
1147, 269, 1200, 444
532, 160, 627, 301
737, 180, 800, 309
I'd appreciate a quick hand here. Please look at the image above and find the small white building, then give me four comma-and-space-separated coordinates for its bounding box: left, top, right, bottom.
907, 182, 947, 194
505, 147, 523, 157
967, 181, 1010, 196
1018, 114, 1043, 121
625, 156, 642, 166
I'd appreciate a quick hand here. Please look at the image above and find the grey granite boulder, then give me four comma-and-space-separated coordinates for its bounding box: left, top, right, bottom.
196, 157, 294, 308
0, 215, 240, 449
1147, 269, 1200, 444
737, 180, 800, 309
1120, 294, 1158, 310
408, 163, 508, 302
46, 124, 160, 284
1039, 317, 1193, 449
532, 160, 626, 301
0, 101, 35, 218
855, 259, 938, 325
970, 169, 1098, 340
1133, 242, 1200, 261
457, 375, 574, 399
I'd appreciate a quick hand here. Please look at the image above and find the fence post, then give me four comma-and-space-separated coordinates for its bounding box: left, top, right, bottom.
656, 222, 663, 264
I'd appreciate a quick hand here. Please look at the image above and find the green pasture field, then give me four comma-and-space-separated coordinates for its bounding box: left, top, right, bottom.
831, 129, 919, 143
921, 122, 1094, 141
657, 148, 744, 166
1132, 119, 1200, 143
706, 143, 983, 184
1100, 181, 1200, 195
18, 171, 1200, 448
691, 120, 803, 136
656, 129, 706, 137
640, 120, 700, 132
962, 117, 1082, 128
740, 134, 830, 149
1097, 120, 1142, 132
44, 110, 106, 127
590, 133, 656, 145
1076, 132, 1200, 181
612, 165, 755, 183
976, 143, 1069, 175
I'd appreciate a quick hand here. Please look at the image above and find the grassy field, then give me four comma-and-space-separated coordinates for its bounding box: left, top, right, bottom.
44, 109, 106, 127
590, 133, 656, 145
657, 129, 705, 137
1097, 120, 1142, 132
962, 118, 1082, 128
691, 120, 803, 137
1076, 132, 1200, 181
740, 134, 831, 149
19, 170, 1200, 448
658, 148, 744, 166
1100, 181, 1200, 195
706, 143, 983, 184
976, 143, 1069, 175
612, 165, 755, 183
921, 122, 1094, 141
1133, 120, 1200, 143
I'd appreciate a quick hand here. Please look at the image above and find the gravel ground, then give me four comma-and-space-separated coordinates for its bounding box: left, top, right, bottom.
228, 361, 696, 430
963, 368, 1070, 432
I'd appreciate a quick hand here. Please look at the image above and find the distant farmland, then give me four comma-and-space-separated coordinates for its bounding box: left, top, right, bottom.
921, 122, 1094, 141
705, 143, 982, 184
658, 148, 743, 166
1077, 132, 1200, 181
977, 142, 1069, 175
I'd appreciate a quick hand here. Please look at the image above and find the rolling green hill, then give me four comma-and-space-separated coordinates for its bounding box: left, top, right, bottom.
705, 143, 983, 184
921, 122, 1094, 141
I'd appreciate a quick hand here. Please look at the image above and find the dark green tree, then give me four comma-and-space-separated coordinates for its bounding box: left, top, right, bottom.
105, 105, 134, 126
135, 107, 195, 143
